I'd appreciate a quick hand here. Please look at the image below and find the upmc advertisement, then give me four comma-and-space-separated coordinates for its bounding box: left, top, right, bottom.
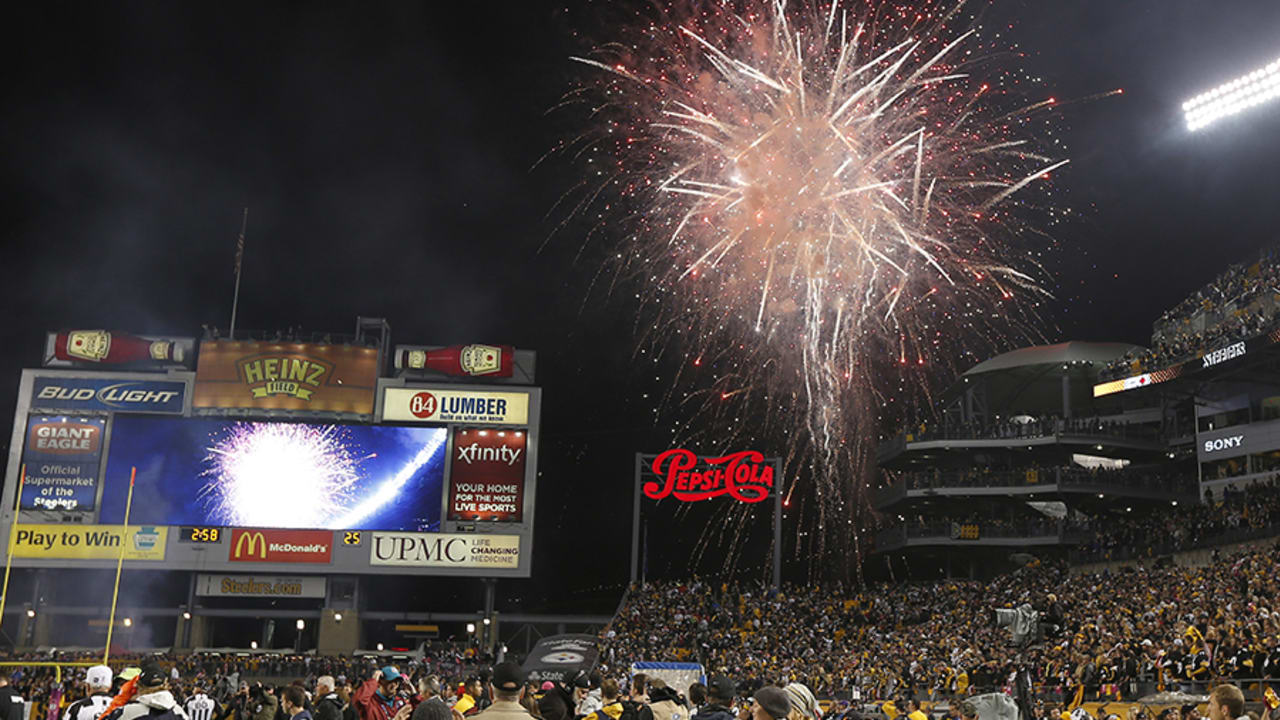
448, 428, 526, 522
20, 416, 106, 512
100, 416, 447, 531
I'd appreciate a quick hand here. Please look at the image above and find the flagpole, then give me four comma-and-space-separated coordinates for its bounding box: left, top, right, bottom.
229, 207, 248, 341
0, 466, 26, 632
103, 467, 136, 663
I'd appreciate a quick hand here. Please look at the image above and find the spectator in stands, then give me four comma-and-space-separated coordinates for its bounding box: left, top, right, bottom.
314, 678, 343, 720
102, 663, 189, 720
579, 679, 622, 720
576, 673, 603, 719
353, 669, 406, 720
647, 680, 688, 720
748, 687, 790, 720
455, 677, 485, 719
535, 679, 575, 720
687, 685, 707, 716
472, 664, 533, 720
411, 677, 450, 720
1206, 685, 1244, 720
0, 674, 22, 720
282, 687, 314, 720
692, 677, 734, 720
783, 685, 818, 720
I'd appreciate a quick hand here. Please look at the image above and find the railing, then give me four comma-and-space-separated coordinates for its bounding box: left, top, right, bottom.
875, 520, 1074, 551
873, 468, 1197, 507
1070, 520, 1280, 564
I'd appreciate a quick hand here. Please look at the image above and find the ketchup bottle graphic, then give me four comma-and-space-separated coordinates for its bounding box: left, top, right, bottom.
396, 344, 513, 377
54, 330, 183, 364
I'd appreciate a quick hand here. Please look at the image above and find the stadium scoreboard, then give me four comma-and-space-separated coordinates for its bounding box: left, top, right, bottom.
1, 337, 540, 578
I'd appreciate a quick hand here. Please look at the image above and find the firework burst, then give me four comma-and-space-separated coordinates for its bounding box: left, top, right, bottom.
559, 0, 1064, 575
200, 422, 365, 528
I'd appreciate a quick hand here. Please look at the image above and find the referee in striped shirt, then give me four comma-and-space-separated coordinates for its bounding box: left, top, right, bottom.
63, 666, 113, 720
185, 687, 218, 720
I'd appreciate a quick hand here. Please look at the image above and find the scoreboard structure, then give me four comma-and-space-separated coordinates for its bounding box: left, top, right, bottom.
1, 332, 540, 581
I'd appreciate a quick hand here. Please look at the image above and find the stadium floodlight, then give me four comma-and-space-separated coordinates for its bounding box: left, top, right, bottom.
296, 619, 306, 631
250, 640, 258, 649
333, 612, 343, 622
376, 642, 384, 651
1183, 57, 1280, 131
123, 618, 132, 627
466, 623, 476, 634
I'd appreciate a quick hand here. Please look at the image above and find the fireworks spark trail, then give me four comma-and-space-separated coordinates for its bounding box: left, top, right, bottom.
333, 431, 447, 528
558, 0, 1064, 576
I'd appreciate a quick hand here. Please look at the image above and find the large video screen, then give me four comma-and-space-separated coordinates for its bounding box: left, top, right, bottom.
100, 416, 447, 531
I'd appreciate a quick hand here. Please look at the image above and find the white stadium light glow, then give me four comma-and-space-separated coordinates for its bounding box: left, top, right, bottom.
1184, 57, 1280, 131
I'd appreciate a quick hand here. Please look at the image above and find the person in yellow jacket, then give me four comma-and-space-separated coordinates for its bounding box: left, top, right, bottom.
580, 680, 624, 720
907, 700, 929, 720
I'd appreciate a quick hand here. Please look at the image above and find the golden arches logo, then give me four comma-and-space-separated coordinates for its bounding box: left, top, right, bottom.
234, 531, 267, 559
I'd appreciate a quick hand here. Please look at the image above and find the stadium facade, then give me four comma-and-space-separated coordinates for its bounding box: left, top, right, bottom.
873, 250, 1280, 578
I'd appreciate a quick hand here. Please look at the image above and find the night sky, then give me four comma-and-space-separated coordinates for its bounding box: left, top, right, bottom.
2, 1, 1280, 613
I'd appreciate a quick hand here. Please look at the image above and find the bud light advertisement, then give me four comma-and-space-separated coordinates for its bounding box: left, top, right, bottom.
101, 416, 447, 531
20, 415, 106, 512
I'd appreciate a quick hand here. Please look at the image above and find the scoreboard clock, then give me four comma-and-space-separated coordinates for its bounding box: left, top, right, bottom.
178, 527, 222, 543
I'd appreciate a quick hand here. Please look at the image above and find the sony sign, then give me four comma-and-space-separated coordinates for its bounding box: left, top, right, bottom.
1203, 342, 1246, 368
1203, 435, 1245, 454
369, 532, 520, 569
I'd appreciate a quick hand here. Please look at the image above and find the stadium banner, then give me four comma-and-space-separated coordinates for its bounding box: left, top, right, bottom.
30, 376, 187, 414
1094, 327, 1280, 398
20, 416, 105, 512
196, 574, 327, 598
448, 427, 526, 522
523, 634, 601, 683
100, 416, 447, 532
382, 387, 529, 425
12, 524, 167, 560
193, 340, 379, 413
369, 532, 520, 569
228, 529, 333, 563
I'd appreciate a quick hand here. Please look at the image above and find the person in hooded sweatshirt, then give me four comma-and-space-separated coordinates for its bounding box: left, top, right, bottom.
646, 681, 689, 720
101, 663, 189, 720
690, 678, 735, 720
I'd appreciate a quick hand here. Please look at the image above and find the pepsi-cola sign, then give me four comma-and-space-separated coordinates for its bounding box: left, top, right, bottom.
644, 449, 775, 503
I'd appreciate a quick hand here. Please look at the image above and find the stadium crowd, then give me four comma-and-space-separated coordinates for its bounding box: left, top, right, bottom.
1101, 251, 1280, 382
601, 547, 1280, 705
902, 416, 1158, 444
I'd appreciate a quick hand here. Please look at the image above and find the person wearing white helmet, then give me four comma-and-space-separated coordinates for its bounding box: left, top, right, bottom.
64, 666, 114, 720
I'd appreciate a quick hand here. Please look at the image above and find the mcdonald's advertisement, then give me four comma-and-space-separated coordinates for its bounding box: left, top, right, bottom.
192, 340, 379, 413
228, 529, 332, 563
100, 416, 447, 532
11, 524, 167, 560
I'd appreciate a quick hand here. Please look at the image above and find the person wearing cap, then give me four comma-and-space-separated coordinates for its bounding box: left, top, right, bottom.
691, 677, 735, 720
783, 684, 818, 720
748, 687, 790, 720
535, 676, 576, 720
353, 669, 408, 720
64, 666, 114, 720
471, 663, 535, 720
101, 662, 190, 720
410, 676, 450, 720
